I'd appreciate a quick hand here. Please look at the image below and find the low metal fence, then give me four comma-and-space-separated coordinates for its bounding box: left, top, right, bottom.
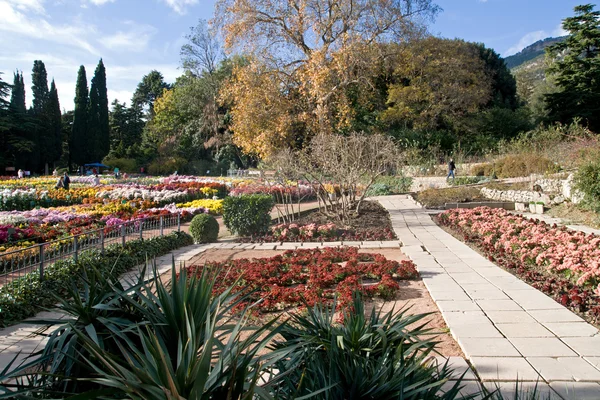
0, 214, 181, 287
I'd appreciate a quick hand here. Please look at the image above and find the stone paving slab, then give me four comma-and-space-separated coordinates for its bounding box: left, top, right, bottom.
440, 381, 484, 399
470, 357, 540, 381
529, 309, 586, 323
457, 338, 521, 358
550, 382, 600, 399
544, 323, 600, 337
484, 382, 563, 399
435, 356, 479, 381
509, 338, 578, 358
527, 357, 600, 382
562, 337, 600, 357
496, 323, 554, 338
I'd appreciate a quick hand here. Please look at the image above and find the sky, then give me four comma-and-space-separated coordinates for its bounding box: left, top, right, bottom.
0, 0, 587, 111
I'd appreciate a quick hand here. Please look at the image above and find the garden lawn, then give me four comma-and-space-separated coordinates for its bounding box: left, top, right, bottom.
437, 206, 600, 325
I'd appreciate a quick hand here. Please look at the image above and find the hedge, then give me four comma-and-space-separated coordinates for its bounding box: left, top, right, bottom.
0, 231, 193, 327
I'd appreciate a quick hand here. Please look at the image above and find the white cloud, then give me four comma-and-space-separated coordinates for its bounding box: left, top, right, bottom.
89, 0, 114, 4
160, 0, 198, 15
552, 23, 568, 37
101, 21, 157, 52
4, 0, 45, 13
107, 89, 134, 106
504, 30, 548, 56
0, 1, 99, 55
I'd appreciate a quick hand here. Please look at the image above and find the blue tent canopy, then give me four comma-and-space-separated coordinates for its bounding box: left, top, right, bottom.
84, 163, 110, 168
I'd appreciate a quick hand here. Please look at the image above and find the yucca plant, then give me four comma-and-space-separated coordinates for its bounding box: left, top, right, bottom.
267, 294, 482, 400
0, 258, 150, 397
69, 264, 290, 399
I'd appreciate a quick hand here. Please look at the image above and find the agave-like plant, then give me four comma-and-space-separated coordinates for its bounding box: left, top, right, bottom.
0, 256, 147, 397
69, 264, 290, 399
267, 294, 482, 400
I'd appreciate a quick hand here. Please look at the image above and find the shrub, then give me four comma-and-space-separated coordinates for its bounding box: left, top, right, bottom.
222, 194, 274, 236
102, 157, 137, 173
189, 214, 219, 243
471, 154, 559, 178
575, 158, 600, 212
148, 157, 188, 175
365, 183, 392, 196
0, 260, 284, 398
369, 175, 413, 194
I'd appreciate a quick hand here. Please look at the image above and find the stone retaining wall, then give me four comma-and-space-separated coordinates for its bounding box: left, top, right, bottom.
480, 174, 583, 205
480, 188, 557, 205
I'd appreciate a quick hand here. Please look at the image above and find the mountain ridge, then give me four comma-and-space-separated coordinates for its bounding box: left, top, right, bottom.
504, 36, 566, 69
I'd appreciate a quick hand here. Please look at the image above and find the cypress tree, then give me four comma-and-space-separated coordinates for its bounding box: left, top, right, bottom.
94, 59, 110, 160
48, 80, 62, 164
71, 65, 89, 166
88, 70, 101, 162
7, 72, 31, 169
10, 71, 26, 113
30, 60, 51, 172
31, 61, 49, 115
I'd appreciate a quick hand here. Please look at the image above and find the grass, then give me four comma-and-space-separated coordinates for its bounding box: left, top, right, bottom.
547, 203, 600, 229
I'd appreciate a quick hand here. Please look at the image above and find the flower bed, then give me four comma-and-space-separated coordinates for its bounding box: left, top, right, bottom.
0, 202, 208, 249
184, 247, 417, 314
230, 182, 315, 200
239, 222, 397, 242
437, 207, 600, 324
177, 199, 224, 215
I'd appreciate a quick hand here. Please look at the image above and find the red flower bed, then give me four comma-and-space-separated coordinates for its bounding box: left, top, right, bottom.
184, 247, 417, 314
437, 207, 600, 324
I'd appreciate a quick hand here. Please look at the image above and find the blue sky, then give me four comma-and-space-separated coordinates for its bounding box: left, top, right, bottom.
0, 0, 586, 111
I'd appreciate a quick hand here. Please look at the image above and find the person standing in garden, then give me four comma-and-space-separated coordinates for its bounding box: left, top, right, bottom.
63, 172, 71, 190
17, 169, 24, 179
447, 159, 456, 181
55, 176, 64, 189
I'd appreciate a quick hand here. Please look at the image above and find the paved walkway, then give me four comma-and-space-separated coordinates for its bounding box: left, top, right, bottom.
377, 195, 600, 400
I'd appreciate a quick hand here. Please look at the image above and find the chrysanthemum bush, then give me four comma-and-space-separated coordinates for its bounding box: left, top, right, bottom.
244, 222, 397, 242
184, 247, 418, 314
437, 207, 600, 323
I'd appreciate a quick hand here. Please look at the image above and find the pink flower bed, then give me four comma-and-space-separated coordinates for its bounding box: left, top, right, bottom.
437, 207, 600, 324
236, 222, 396, 243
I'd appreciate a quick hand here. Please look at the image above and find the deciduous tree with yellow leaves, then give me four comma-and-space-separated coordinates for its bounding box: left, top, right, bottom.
216, 0, 440, 157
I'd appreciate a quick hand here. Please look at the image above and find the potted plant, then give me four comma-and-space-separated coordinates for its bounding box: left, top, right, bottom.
535, 201, 544, 214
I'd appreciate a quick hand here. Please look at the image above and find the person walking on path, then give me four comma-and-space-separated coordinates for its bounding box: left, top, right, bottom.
17, 169, 24, 179
447, 159, 456, 181
55, 176, 64, 189
63, 172, 71, 190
